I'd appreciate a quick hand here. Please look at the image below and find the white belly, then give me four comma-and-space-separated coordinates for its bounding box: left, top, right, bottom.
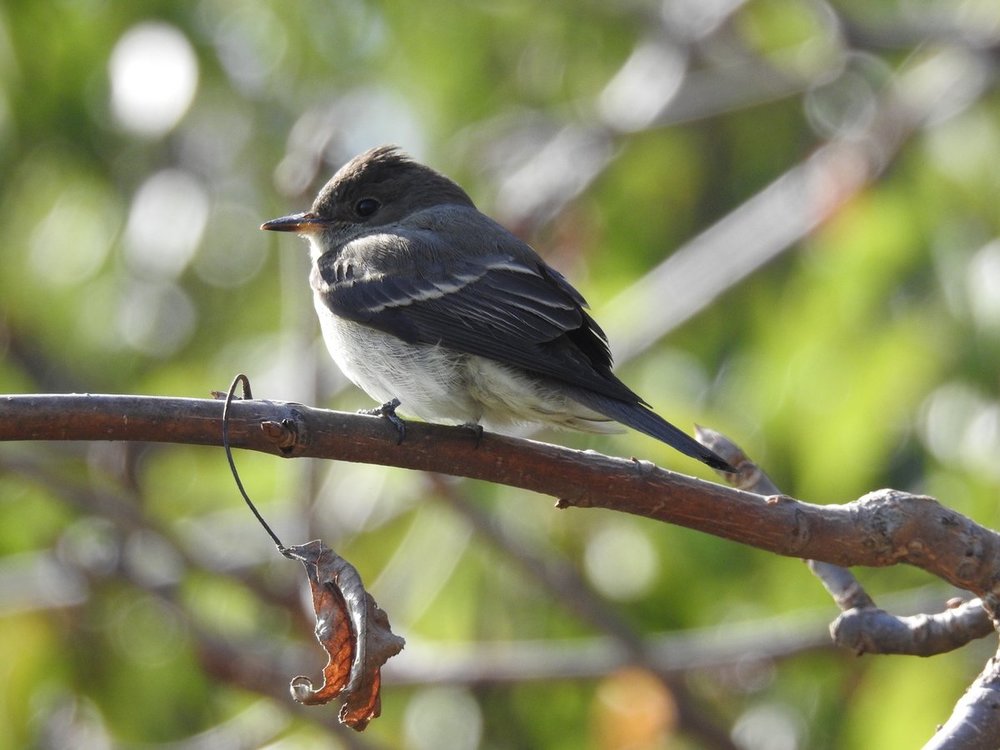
315, 300, 480, 424
314, 297, 618, 434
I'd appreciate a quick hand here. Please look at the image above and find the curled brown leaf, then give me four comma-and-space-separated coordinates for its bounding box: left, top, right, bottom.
285, 540, 405, 731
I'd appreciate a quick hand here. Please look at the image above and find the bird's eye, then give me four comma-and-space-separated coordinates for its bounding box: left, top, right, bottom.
354, 198, 380, 218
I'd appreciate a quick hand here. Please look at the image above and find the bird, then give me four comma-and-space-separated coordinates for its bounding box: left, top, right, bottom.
261, 145, 731, 471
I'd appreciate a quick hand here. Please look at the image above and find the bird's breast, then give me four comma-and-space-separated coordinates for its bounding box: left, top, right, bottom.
312, 295, 480, 423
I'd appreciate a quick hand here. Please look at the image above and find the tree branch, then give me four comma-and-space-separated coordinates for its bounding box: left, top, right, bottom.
926, 654, 1000, 750
701, 426, 996, 656
8, 392, 1000, 745
4, 393, 1000, 613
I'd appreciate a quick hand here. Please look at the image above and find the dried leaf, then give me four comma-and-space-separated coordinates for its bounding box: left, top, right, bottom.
285, 540, 405, 731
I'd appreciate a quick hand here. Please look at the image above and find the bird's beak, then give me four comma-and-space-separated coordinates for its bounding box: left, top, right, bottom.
260, 211, 328, 234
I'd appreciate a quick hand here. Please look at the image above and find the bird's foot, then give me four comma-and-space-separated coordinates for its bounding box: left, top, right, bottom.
460, 422, 484, 448
360, 398, 406, 445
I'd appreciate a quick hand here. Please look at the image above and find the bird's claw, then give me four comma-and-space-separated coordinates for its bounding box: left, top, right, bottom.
360, 398, 406, 445
461, 422, 484, 448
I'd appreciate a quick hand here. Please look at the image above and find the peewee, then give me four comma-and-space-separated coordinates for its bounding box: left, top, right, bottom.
261, 145, 730, 471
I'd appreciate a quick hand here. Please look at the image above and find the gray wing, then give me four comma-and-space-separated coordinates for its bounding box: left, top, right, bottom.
312, 226, 644, 405
314, 220, 734, 470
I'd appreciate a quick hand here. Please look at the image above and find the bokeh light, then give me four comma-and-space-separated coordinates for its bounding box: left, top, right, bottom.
124, 169, 209, 280
109, 22, 199, 137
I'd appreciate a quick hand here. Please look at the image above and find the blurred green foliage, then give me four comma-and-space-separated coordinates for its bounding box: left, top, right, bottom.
1, 0, 999, 747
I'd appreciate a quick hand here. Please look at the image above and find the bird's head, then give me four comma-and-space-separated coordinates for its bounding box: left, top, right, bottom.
260, 145, 475, 250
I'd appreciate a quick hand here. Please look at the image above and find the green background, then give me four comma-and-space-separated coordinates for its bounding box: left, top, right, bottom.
1, 0, 999, 747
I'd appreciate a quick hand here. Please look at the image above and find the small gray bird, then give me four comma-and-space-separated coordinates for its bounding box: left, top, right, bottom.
261, 145, 730, 471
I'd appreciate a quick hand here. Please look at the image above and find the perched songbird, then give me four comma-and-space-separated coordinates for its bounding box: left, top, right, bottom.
261, 145, 730, 471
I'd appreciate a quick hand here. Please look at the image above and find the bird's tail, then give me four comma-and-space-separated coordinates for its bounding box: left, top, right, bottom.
568, 390, 733, 472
